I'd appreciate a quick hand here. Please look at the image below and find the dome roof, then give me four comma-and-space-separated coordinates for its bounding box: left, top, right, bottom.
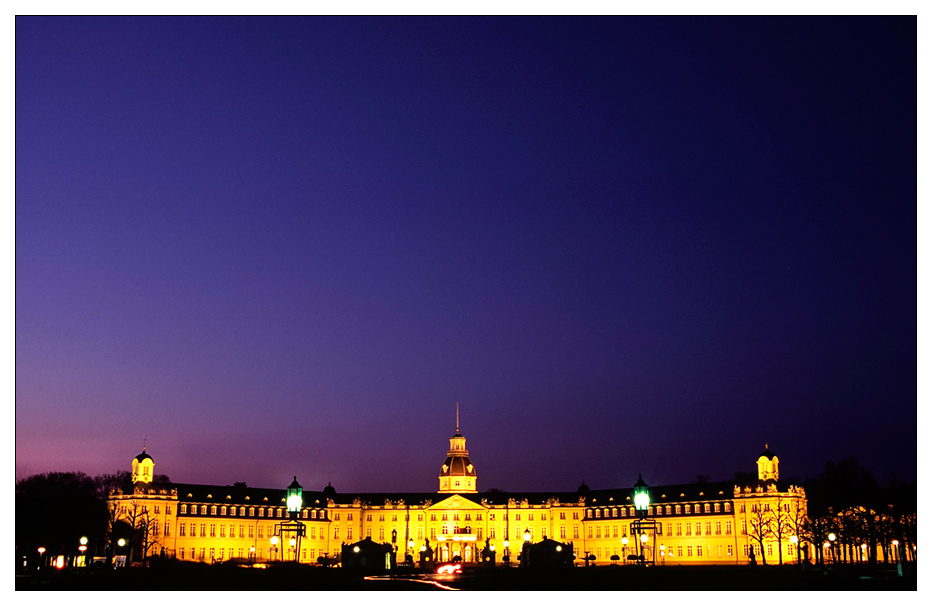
322, 482, 337, 498
440, 455, 476, 477
134, 450, 152, 463
577, 481, 591, 495
758, 445, 777, 459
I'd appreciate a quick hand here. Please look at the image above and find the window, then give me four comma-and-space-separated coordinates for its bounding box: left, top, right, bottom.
209, 524, 216, 537
726, 521, 732, 535
714, 503, 721, 513
613, 526, 618, 538
380, 514, 386, 522
677, 546, 683, 557
665, 506, 671, 515
697, 545, 703, 557
725, 503, 732, 512
489, 513, 495, 521
220, 525, 225, 537
380, 528, 385, 541
335, 513, 340, 521
704, 504, 710, 513
695, 522, 701, 536
686, 523, 692, 536
573, 512, 579, 520
588, 526, 593, 539
211, 506, 217, 515
258, 526, 263, 539
541, 513, 546, 521
727, 545, 733, 556
560, 526, 566, 539
431, 514, 437, 522
560, 512, 566, 520
200, 505, 207, 514
259, 509, 265, 517
209, 547, 215, 560
347, 513, 353, 521
741, 521, 747, 535
716, 521, 722, 535
595, 526, 601, 539
740, 504, 746, 513
200, 524, 206, 537
573, 526, 579, 539
199, 547, 206, 560
706, 522, 712, 535
334, 528, 340, 540
245, 525, 251, 538
366, 514, 372, 522
685, 505, 691, 514
347, 528, 353, 540
418, 513, 424, 521
154, 505, 160, 514
594, 510, 600, 518
515, 513, 521, 521
181, 504, 188, 514
676, 523, 683, 536
164, 522, 170, 536
230, 524, 235, 537
179, 523, 186, 537
767, 544, 773, 556
687, 546, 693, 557
675, 505, 681, 514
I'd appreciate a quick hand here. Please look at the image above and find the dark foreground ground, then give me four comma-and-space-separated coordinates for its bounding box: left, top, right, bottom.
16, 560, 917, 591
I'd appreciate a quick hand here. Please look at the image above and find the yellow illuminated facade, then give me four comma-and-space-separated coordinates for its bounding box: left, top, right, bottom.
109, 430, 808, 566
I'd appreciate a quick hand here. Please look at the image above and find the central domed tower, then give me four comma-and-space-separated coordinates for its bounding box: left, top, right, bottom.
438, 404, 477, 493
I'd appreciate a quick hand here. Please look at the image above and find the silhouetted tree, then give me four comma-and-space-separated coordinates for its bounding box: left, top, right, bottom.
16, 472, 108, 561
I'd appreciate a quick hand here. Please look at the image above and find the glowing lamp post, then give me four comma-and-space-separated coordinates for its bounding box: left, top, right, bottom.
660, 544, 666, 565
271, 536, 279, 561
37, 546, 45, 570
621, 535, 628, 564
633, 475, 651, 564
790, 535, 799, 566
249, 546, 255, 563
78, 536, 88, 567
828, 533, 836, 564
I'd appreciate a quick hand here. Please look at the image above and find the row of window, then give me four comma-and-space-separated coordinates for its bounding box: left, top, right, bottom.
178, 522, 328, 540
179, 504, 327, 519
743, 543, 796, 557
588, 502, 732, 519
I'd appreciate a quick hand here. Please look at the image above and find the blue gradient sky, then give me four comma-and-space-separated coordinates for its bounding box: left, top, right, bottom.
15, 17, 916, 493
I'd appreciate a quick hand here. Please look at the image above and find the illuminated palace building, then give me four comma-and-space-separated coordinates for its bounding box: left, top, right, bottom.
110, 421, 808, 566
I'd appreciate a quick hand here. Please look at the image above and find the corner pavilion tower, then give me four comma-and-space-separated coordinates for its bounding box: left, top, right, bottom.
438, 404, 477, 493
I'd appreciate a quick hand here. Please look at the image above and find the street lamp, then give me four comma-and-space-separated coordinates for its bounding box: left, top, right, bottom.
271, 536, 279, 561
249, 546, 255, 563
660, 544, 666, 565
622, 535, 628, 564
286, 477, 303, 520
828, 533, 836, 564
503, 539, 510, 567
37, 546, 45, 570
633, 475, 650, 519
78, 536, 88, 567
790, 535, 799, 566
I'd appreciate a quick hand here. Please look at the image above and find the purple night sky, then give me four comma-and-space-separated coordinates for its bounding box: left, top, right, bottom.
15, 17, 916, 494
